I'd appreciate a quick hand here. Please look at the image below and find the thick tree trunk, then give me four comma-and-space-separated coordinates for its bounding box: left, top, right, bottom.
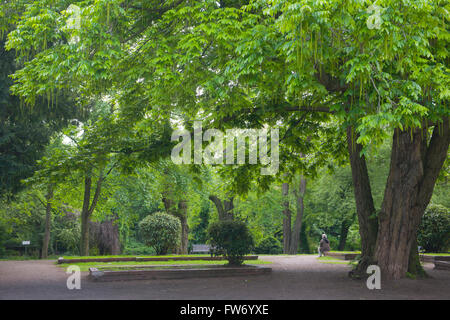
407, 236, 426, 278
41, 184, 53, 259
282, 182, 291, 253
208, 195, 234, 220
375, 119, 449, 279
289, 177, 306, 254
346, 126, 379, 275
90, 218, 121, 255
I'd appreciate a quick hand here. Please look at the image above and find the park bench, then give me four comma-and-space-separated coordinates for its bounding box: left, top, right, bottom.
191, 244, 214, 255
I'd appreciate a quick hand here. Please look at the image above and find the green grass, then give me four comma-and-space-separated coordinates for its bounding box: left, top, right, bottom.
329, 251, 361, 254
317, 256, 357, 265
57, 259, 272, 272
91, 264, 263, 271
61, 254, 213, 259
423, 253, 450, 256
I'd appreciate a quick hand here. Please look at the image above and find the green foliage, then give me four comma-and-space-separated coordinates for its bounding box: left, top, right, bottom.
139, 212, 181, 255
1, 0, 448, 278
0, 222, 8, 257
190, 201, 211, 244
58, 259, 271, 272
53, 213, 80, 255
0, 39, 79, 196
254, 236, 283, 255
418, 204, 450, 253
207, 220, 254, 265
123, 238, 156, 256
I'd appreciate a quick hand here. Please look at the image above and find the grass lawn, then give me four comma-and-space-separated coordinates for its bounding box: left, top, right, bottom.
317, 256, 357, 265
423, 253, 450, 256
61, 254, 213, 259
328, 251, 361, 254
57, 259, 272, 272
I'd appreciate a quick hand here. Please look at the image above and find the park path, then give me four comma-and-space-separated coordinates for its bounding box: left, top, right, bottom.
0, 255, 449, 299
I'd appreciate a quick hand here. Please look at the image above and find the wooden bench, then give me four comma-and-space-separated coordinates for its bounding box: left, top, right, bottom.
434, 260, 450, 271
191, 244, 213, 255
419, 254, 450, 263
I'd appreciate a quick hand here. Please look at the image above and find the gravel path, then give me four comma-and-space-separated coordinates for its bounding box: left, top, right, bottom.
0, 255, 449, 300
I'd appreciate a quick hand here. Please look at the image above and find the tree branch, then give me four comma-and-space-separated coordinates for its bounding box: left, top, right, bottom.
418, 117, 449, 209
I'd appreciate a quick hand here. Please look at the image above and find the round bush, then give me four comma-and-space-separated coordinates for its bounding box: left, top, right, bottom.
139, 212, 181, 255
254, 236, 282, 254
207, 220, 254, 266
418, 204, 450, 253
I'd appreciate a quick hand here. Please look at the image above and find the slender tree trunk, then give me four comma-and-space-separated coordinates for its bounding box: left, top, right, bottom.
338, 218, 352, 251
80, 210, 90, 256
289, 177, 306, 254
346, 126, 379, 276
80, 176, 92, 256
178, 200, 189, 254
162, 197, 176, 214
375, 119, 449, 279
41, 184, 54, 259
80, 170, 104, 256
282, 182, 291, 253
163, 197, 189, 253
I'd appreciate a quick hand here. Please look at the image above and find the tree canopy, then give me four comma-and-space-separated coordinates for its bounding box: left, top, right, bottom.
1, 0, 448, 279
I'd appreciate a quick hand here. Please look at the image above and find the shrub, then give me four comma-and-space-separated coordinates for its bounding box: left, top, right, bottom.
207, 220, 254, 266
254, 236, 282, 254
418, 204, 450, 253
0, 223, 7, 258
123, 238, 156, 255
139, 212, 181, 255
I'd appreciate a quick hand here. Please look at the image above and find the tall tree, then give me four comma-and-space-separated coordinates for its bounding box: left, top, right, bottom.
289, 176, 306, 254
6, 0, 449, 279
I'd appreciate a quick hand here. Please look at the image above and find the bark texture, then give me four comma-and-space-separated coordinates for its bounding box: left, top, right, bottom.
89, 218, 121, 255
208, 195, 234, 220
375, 118, 449, 279
282, 182, 291, 253
288, 177, 306, 254
346, 126, 379, 276
80, 170, 104, 256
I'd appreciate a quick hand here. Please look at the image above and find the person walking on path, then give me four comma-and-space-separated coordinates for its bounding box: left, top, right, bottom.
318, 234, 330, 257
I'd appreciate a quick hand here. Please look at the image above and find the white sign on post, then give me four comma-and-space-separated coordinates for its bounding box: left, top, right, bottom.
22, 241, 30, 245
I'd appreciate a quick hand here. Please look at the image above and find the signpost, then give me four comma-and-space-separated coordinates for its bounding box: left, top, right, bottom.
22, 240, 30, 256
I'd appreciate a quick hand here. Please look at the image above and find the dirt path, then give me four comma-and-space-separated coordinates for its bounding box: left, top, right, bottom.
0, 255, 449, 299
